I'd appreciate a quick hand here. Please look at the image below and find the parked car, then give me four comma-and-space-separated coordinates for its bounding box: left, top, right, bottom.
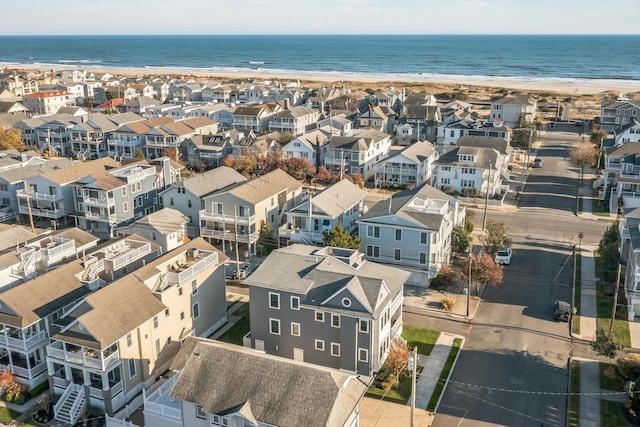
553, 300, 572, 322
533, 158, 543, 168
494, 247, 512, 265
232, 263, 251, 279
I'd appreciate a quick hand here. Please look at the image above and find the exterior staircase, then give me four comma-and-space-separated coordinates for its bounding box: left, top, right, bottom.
593, 175, 605, 189
54, 383, 86, 425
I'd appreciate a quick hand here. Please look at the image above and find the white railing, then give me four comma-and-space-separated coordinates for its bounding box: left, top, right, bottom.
54, 383, 81, 417
111, 243, 152, 270
84, 195, 115, 207
16, 189, 61, 201
85, 349, 120, 371
200, 228, 259, 243
123, 168, 155, 183
198, 151, 224, 159
89, 386, 103, 399
20, 206, 64, 218
47, 343, 120, 371
110, 380, 124, 396
44, 240, 75, 263
144, 375, 182, 420
2, 330, 47, 350
84, 210, 109, 221
199, 210, 255, 225
13, 365, 29, 378
174, 253, 219, 283
105, 415, 139, 427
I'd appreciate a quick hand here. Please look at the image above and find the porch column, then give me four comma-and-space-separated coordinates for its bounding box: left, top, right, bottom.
101, 372, 109, 392
82, 369, 91, 387
46, 360, 55, 376
64, 365, 73, 381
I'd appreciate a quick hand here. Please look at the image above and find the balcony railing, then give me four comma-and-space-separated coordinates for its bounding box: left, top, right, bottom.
0, 330, 47, 351
122, 168, 155, 183
144, 375, 182, 421
199, 210, 255, 225
43, 240, 76, 263
47, 342, 120, 371
83, 195, 115, 208
165, 252, 219, 284
84, 210, 110, 222
200, 228, 259, 244
19, 206, 64, 218
111, 242, 152, 270
16, 189, 62, 201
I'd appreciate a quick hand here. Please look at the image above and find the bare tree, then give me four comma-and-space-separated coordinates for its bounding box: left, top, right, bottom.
569, 142, 599, 181
383, 339, 411, 389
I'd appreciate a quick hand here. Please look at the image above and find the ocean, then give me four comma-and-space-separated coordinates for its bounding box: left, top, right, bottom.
0, 34, 639, 86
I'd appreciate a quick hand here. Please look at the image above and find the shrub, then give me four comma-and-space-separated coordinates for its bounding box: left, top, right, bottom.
441, 295, 456, 311
618, 353, 640, 379
430, 274, 446, 288
5, 392, 14, 402
86, 404, 104, 417
30, 381, 49, 398
13, 394, 25, 405
405, 183, 416, 190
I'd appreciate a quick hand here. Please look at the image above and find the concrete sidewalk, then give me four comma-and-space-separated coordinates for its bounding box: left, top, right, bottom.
574, 244, 598, 342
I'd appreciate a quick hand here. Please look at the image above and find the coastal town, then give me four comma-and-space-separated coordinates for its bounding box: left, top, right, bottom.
0, 66, 639, 427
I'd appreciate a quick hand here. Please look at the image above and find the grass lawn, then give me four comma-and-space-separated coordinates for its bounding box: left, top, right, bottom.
592, 199, 611, 217
599, 362, 626, 391
0, 406, 40, 427
210, 303, 250, 345
573, 252, 582, 335
402, 326, 440, 356
569, 360, 580, 427
594, 253, 631, 348
365, 367, 423, 405
601, 400, 634, 426
426, 338, 462, 412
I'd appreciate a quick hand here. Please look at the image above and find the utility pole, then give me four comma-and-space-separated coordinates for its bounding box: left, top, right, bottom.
467, 251, 472, 317
234, 209, 240, 281
410, 346, 417, 427
610, 263, 622, 337
46, 128, 52, 158
340, 148, 344, 181
482, 160, 492, 232
23, 180, 35, 233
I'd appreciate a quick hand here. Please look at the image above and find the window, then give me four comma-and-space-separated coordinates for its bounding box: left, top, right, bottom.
167, 337, 172, 346
188, 199, 192, 208
394, 249, 401, 261
291, 296, 300, 310
126, 333, 133, 348
192, 302, 200, 319
358, 348, 369, 362
359, 319, 369, 333
269, 292, 280, 309
123, 202, 128, 212
153, 316, 159, 329
151, 231, 157, 241
367, 225, 380, 238
196, 405, 206, 420
169, 197, 174, 206
180, 311, 185, 320
191, 279, 198, 295
212, 415, 229, 426
421, 232, 428, 244
270, 318, 280, 335
291, 322, 300, 336
155, 338, 161, 357
315, 339, 325, 351
440, 177, 450, 185
441, 166, 450, 171
331, 314, 340, 328
395, 229, 402, 241
178, 285, 183, 296
461, 180, 475, 188
315, 311, 324, 322
165, 308, 170, 317
342, 298, 351, 307
128, 358, 136, 378
122, 187, 127, 197
331, 343, 340, 356
420, 252, 427, 265
366, 245, 380, 258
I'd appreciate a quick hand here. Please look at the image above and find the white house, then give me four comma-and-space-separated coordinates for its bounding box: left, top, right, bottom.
490, 94, 537, 128
283, 127, 331, 167
374, 140, 436, 188
325, 129, 392, 181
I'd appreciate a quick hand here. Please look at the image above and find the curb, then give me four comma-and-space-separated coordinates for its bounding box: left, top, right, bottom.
433, 334, 465, 413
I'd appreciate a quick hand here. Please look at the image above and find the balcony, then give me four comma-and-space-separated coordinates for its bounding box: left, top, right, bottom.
83, 195, 115, 208
84, 210, 110, 222
16, 189, 62, 202
0, 330, 47, 351
144, 375, 182, 421
165, 252, 219, 284
18, 205, 65, 219
107, 242, 153, 270
199, 209, 255, 225
278, 225, 324, 245
47, 341, 120, 371
200, 228, 259, 244
145, 140, 178, 148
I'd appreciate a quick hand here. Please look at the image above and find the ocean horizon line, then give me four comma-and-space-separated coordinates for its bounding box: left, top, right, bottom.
1, 33, 639, 37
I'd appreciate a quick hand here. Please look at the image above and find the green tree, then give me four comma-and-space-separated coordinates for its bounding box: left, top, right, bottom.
598, 221, 620, 283
0, 128, 26, 151
451, 225, 471, 255
592, 328, 620, 366
479, 220, 511, 257
258, 222, 276, 255
134, 148, 145, 159
322, 222, 361, 250
279, 132, 295, 145
82, 97, 94, 108
510, 125, 536, 150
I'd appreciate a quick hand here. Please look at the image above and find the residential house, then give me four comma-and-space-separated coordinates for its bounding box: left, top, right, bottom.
199, 168, 304, 255
283, 128, 331, 167
438, 118, 512, 147
374, 140, 436, 188
231, 131, 281, 159
201, 84, 232, 104
117, 207, 189, 253
244, 244, 410, 376
128, 83, 155, 99
96, 98, 126, 113
316, 113, 354, 136
600, 98, 640, 132
232, 103, 283, 132
358, 184, 465, 285
403, 105, 441, 142
490, 94, 537, 128
69, 113, 121, 160
47, 238, 227, 423
610, 118, 640, 147
279, 179, 367, 246
181, 133, 232, 169
162, 166, 247, 237
0, 234, 160, 390
358, 104, 391, 134
620, 209, 640, 319
0, 101, 28, 116
123, 96, 162, 116
107, 116, 172, 158
93, 85, 137, 104
371, 88, 404, 112
22, 90, 76, 116
268, 106, 320, 136
143, 337, 368, 427
0, 227, 98, 292
0, 112, 29, 131
325, 129, 392, 181
144, 116, 217, 159
143, 104, 182, 119
602, 142, 640, 213
169, 82, 204, 103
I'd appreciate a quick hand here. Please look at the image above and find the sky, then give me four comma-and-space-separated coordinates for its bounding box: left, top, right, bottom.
2, 0, 639, 35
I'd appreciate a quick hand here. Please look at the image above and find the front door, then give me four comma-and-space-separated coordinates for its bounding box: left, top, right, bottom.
255, 340, 265, 352
294, 348, 304, 362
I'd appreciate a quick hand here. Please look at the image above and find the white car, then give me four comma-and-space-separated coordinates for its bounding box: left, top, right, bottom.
494, 248, 513, 265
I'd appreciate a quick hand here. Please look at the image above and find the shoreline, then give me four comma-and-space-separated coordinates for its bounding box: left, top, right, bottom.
5, 63, 640, 96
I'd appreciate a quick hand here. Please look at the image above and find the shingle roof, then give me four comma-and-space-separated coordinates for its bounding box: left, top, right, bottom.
125, 207, 188, 235
169, 338, 369, 427
607, 142, 640, 157
273, 106, 317, 119
52, 275, 166, 349
225, 168, 303, 205
179, 166, 247, 197
391, 140, 435, 164
42, 157, 119, 185
456, 135, 512, 155
435, 146, 499, 168
328, 129, 389, 151
290, 179, 367, 219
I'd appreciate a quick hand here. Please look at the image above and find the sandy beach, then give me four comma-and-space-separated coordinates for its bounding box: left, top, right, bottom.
6, 63, 640, 97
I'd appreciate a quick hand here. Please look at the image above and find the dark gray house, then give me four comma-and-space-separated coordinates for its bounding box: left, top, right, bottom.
244, 244, 410, 376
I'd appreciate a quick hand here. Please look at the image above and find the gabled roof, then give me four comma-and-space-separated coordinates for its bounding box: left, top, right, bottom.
170, 338, 369, 427
178, 166, 247, 197
614, 118, 640, 136
328, 129, 389, 151
273, 106, 318, 119
0, 158, 70, 183
41, 157, 119, 185
390, 140, 435, 164
291, 179, 367, 219
360, 183, 452, 231
435, 146, 499, 168
222, 168, 303, 205
124, 207, 188, 235
246, 244, 409, 318
456, 135, 512, 155
287, 128, 331, 151
607, 141, 640, 157
491, 94, 536, 106
405, 105, 439, 121
52, 275, 166, 349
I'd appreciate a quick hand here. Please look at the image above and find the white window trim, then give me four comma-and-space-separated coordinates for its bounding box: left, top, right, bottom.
331, 314, 340, 328
269, 318, 281, 335
315, 311, 324, 322
359, 319, 369, 333
128, 357, 136, 379
331, 342, 340, 357
290, 296, 300, 310
291, 322, 300, 336
315, 339, 325, 351
358, 348, 369, 362
269, 292, 280, 309
192, 302, 200, 319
